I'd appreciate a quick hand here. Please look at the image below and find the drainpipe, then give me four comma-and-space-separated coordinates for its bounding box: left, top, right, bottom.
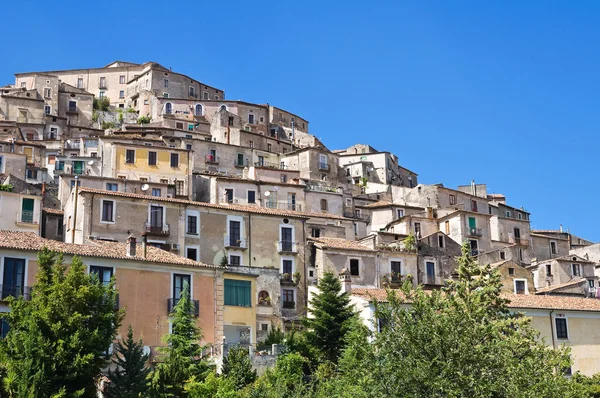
248, 213, 252, 268
71, 176, 79, 243
549, 310, 556, 350
88, 193, 95, 238
302, 218, 307, 308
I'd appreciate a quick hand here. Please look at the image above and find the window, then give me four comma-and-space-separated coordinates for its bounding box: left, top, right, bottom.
396, 209, 404, 219
44, 105, 51, 115
426, 261, 435, 278
101, 200, 115, 222
164, 79, 169, 88
350, 259, 359, 276
106, 183, 118, 191
99, 77, 107, 88
249, 141, 254, 148
77, 78, 83, 88
125, 149, 135, 164
508, 267, 515, 275
391, 261, 401, 281
438, 235, 444, 248
189, 86, 195, 97
267, 144, 272, 152
248, 114, 255, 124
445, 220, 450, 235
470, 240, 478, 256
188, 124, 194, 131
224, 188, 234, 203
505, 211, 511, 217
572, 264, 581, 277
550, 241, 557, 255
320, 199, 328, 211
414, 222, 421, 236
170, 153, 179, 168
176, 180, 185, 196
228, 220, 241, 246
2, 258, 26, 299
68, 100, 77, 112
119, 90, 125, 98
224, 279, 251, 307
555, 318, 568, 339
471, 200, 478, 212
514, 280, 525, 294
589, 279, 595, 288
247, 190, 256, 204
99, 91, 105, 98
546, 264, 552, 276
227, 255, 240, 266
90, 266, 113, 286
186, 247, 198, 261
152, 188, 161, 197
43, 88, 51, 98
176, 122, 183, 129
26, 169, 38, 179
57, 217, 64, 236
282, 259, 293, 275
514, 227, 521, 240
500, 251, 506, 260
165, 102, 172, 114
187, 214, 198, 234
194, 104, 203, 116
173, 274, 191, 300
281, 227, 293, 252
449, 194, 456, 205
203, 91, 209, 99
280, 174, 287, 183
119, 75, 125, 84
311, 228, 321, 238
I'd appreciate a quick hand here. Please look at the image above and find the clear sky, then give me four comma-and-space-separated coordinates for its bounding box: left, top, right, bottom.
1, 0, 598, 241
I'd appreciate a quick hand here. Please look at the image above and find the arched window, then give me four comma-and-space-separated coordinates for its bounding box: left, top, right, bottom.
258, 290, 270, 305
165, 102, 172, 115
195, 104, 203, 116
220, 104, 227, 111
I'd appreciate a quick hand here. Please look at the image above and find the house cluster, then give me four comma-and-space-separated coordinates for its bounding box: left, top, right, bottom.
0, 60, 599, 374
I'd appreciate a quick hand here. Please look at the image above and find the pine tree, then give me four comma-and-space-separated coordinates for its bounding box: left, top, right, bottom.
303, 272, 356, 364
104, 325, 150, 398
0, 248, 122, 397
221, 345, 257, 390
150, 282, 210, 397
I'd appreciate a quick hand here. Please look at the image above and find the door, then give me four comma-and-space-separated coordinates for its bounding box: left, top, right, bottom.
281, 227, 293, 251
288, 193, 296, 210
3, 258, 25, 299
173, 274, 191, 300
229, 221, 241, 246
225, 189, 233, 203
150, 205, 163, 227
468, 217, 476, 231
21, 198, 34, 223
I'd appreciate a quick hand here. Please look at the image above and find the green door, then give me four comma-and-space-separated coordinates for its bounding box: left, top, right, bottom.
468, 217, 476, 229
72, 161, 83, 175
21, 198, 34, 223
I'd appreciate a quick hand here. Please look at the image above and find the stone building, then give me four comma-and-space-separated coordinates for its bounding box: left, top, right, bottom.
529, 254, 597, 295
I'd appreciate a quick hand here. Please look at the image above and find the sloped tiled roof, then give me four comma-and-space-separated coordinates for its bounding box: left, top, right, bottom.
350, 288, 600, 312
311, 237, 375, 252
535, 279, 586, 294
78, 187, 351, 220
0, 231, 218, 269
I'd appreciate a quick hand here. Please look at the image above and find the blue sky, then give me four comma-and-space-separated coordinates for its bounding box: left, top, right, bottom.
2, 1, 599, 241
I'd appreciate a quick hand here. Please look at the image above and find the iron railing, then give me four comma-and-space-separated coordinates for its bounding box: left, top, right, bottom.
144, 221, 170, 235
278, 241, 297, 253
224, 235, 247, 249
1, 285, 31, 301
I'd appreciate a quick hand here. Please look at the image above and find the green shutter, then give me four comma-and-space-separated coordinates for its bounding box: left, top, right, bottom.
224, 279, 251, 307
468, 217, 476, 229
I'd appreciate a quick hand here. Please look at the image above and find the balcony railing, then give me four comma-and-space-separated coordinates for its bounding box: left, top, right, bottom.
224, 235, 247, 249
264, 202, 302, 211
1, 285, 31, 301
468, 227, 482, 237
343, 212, 371, 222
511, 237, 530, 247
167, 298, 200, 317
254, 161, 288, 170
66, 106, 78, 114
144, 222, 170, 235
18, 211, 36, 224
278, 241, 298, 253
282, 301, 296, 309
318, 162, 330, 171
234, 159, 249, 168
205, 154, 219, 164
586, 286, 598, 298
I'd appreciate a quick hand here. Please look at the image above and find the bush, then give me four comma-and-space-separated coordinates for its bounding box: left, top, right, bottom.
137, 115, 151, 124
101, 121, 115, 130
93, 97, 111, 111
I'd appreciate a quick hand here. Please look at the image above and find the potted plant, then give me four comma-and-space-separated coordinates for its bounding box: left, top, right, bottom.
282, 273, 290, 281
293, 272, 301, 283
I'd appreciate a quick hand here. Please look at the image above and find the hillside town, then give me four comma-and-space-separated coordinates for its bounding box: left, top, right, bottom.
1, 59, 600, 377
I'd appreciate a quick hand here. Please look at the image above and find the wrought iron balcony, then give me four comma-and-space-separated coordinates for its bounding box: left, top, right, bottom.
468, 227, 482, 237
205, 154, 219, 164
278, 240, 298, 253
224, 235, 247, 249
18, 211, 35, 224
234, 159, 249, 168
1, 285, 31, 301
167, 298, 200, 317
144, 221, 170, 235
318, 162, 330, 171
264, 202, 302, 211
254, 160, 287, 170
282, 301, 296, 309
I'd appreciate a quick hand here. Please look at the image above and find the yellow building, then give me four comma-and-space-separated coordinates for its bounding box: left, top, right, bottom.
220, 271, 257, 350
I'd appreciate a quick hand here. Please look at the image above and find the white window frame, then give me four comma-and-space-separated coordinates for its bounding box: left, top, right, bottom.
226, 215, 245, 249
572, 263, 581, 277
223, 187, 235, 203
554, 315, 569, 341
246, 189, 256, 204
194, 104, 203, 116
185, 245, 200, 262
0, 257, 29, 292
100, 199, 116, 224
147, 203, 167, 228
170, 271, 193, 300
425, 259, 437, 279
396, 209, 404, 218
389, 258, 403, 276
319, 154, 328, 165
279, 224, 296, 250
280, 255, 295, 274
229, 254, 242, 266
185, 209, 200, 236
345, 198, 352, 206
349, 257, 361, 276
513, 278, 529, 294
119, 75, 126, 84
550, 240, 557, 255
44, 105, 51, 115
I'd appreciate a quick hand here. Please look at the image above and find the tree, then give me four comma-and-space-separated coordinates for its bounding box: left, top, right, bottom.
150, 283, 210, 397
0, 248, 122, 397
303, 272, 355, 364
104, 325, 150, 398
354, 242, 586, 397
221, 345, 256, 390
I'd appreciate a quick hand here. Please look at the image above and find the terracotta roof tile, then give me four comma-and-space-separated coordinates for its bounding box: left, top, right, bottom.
351, 287, 600, 312
0, 231, 218, 269
310, 237, 375, 252
42, 207, 64, 215
78, 187, 351, 220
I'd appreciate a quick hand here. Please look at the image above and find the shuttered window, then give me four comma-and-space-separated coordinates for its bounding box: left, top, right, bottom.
224, 279, 251, 307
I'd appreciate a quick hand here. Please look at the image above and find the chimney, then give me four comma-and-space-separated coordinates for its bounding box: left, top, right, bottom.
471, 179, 476, 196
126, 236, 137, 257
559, 224, 563, 233
339, 268, 352, 293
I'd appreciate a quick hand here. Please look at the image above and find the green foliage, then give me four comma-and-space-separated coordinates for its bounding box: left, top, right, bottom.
92, 111, 98, 122
104, 325, 150, 398
137, 115, 151, 124
185, 371, 237, 398
101, 121, 115, 130
221, 346, 256, 390
149, 283, 210, 397
220, 255, 228, 267
0, 184, 13, 192
247, 353, 310, 398
0, 248, 123, 397
126, 107, 137, 114
118, 112, 124, 124
573, 373, 600, 397
93, 97, 110, 111
402, 233, 417, 251
303, 272, 356, 364
263, 324, 285, 347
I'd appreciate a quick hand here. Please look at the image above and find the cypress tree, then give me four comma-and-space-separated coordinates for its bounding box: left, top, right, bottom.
221, 345, 257, 390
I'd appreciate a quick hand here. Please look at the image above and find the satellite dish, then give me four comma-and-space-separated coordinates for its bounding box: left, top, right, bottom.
87, 160, 94, 165
264, 191, 271, 197
143, 346, 151, 356
141, 184, 150, 191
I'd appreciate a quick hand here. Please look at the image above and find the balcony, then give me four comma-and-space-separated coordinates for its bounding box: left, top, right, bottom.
205, 154, 219, 164
167, 298, 200, 317
318, 162, 330, 171
1, 285, 31, 301
512, 237, 530, 247
144, 222, 170, 235
282, 301, 296, 309
280, 273, 299, 286
17, 211, 36, 224
467, 227, 482, 237
264, 202, 303, 211
586, 286, 598, 298
66, 107, 78, 115
278, 241, 298, 254
224, 235, 247, 250
343, 212, 371, 222
254, 160, 287, 170
234, 159, 249, 168
98, 82, 107, 89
